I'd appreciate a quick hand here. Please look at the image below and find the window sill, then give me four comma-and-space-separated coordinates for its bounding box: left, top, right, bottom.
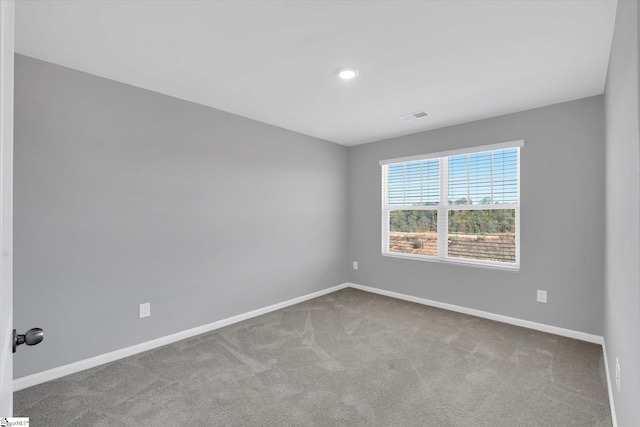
381, 252, 520, 272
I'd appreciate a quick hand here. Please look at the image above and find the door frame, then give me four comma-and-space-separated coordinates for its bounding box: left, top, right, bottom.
0, 0, 14, 417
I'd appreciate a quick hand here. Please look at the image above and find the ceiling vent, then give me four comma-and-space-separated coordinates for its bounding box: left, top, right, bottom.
398, 110, 429, 121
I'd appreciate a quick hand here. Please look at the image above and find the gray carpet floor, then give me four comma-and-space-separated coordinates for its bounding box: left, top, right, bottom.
14, 288, 612, 426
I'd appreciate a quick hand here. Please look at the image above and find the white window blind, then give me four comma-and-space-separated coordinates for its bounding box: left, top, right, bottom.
381, 140, 522, 269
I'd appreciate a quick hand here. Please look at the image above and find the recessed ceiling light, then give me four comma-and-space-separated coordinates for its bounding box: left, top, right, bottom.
335, 67, 359, 80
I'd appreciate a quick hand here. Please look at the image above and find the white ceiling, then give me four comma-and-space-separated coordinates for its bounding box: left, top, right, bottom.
15, 1, 617, 146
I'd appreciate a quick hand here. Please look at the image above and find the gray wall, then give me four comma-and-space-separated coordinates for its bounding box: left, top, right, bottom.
348, 96, 605, 336
13, 49, 615, 395
13, 55, 349, 379
604, 0, 640, 425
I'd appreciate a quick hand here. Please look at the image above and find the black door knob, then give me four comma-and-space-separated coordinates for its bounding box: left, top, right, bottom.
13, 328, 44, 353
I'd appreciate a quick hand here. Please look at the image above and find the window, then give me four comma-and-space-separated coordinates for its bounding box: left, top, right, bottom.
381, 140, 522, 270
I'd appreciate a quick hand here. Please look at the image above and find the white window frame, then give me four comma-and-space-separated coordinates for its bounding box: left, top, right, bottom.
381, 140, 523, 271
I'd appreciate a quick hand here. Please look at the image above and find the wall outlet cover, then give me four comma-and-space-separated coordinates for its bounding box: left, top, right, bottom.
353, 261, 358, 270
536, 290, 547, 303
139, 302, 151, 319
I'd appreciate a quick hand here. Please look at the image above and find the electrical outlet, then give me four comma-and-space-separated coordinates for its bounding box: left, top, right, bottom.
615, 357, 621, 392
139, 302, 151, 319
353, 261, 358, 270
536, 290, 547, 303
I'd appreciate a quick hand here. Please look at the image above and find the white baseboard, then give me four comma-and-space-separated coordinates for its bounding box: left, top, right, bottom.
15, 281, 607, 393
347, 283, 604, 345
13, 282, 349, 391
601, 340, 618, 427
